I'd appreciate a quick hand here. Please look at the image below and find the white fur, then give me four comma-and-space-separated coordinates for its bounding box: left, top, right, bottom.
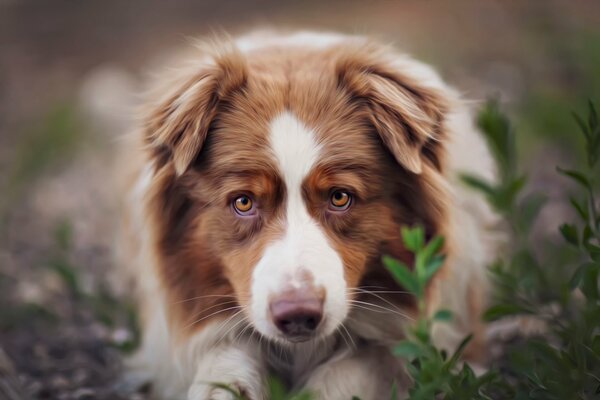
118, 161, 186, 398
250, 112, 348, 340
185, 322, 267, 400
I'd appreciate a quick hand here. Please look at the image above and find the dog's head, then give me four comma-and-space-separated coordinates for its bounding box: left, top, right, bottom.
144, 35, 450, 344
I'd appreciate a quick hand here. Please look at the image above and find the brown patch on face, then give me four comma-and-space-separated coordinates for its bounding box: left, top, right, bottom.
141, 36, 452, 338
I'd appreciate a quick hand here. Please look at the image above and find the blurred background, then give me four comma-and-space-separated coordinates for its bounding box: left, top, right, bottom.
1, 1, 599, 399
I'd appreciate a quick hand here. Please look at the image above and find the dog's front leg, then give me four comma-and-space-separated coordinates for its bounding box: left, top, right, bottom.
301, 345, 408, 400
188, 344, 268, 400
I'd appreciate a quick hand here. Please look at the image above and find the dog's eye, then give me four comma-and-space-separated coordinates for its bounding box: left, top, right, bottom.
329, 190, 352, 211
233, 195, 254, 215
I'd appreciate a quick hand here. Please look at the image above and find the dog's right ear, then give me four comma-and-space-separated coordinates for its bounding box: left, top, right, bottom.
144, 46, 247, 176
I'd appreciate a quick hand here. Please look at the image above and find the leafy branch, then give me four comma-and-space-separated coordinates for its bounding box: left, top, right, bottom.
383, 227, 504, 400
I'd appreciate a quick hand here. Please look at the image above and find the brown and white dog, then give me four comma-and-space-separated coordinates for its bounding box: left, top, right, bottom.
117, 31, 500, 400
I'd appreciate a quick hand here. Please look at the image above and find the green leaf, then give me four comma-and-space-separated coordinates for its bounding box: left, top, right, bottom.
573, 110, 591, 140
389, 382, 398, 400
49, 259, 81, 297
586, 244, 600, 262
268, 376, 287, 400
559, 223, 579, 246
581, 264, 599, 300
433, 309, 453, 322
583, 225, 593, 245
401, 225, 425, 252
483, 304, 532, 321
476, 100, 516, 178
569, 196, 588, 220
569, 264, 586, 290
588, 99, 598, 132
382, 255, 419, 294
446, 334, 473, 370
556, 167, 591, 190
290, 393, 314, 400
498, 175, 527, 207
460, 174, 496, 197
519, 194, 547, 227
421, 235, 445, 264
424, 254, 446, 282
394, 340, 424, 358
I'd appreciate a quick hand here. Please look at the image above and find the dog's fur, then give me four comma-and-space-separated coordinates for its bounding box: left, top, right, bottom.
117, 31, 500, 400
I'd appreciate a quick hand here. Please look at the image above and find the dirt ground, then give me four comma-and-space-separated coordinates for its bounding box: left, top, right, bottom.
1, 1, 599, 399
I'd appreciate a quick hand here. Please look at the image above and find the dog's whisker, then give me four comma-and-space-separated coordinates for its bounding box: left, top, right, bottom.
183, 305, 243, 330
349, 289, 409, 315
180, 300, 238, 320
181, 301, 241, 325
348, 300, 414, 321
337, 320, 357, 351
211, 311, 247, 347
348, 303, 393, 315
347, 288, 412, 295
353, 285, 390, 290
173, 294, 240, 305
213, 309, 247, 338
218, 314, 251, 347
233, 323, 253, 347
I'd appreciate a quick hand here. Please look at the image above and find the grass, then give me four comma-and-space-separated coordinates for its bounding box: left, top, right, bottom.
47, 220, 141, 353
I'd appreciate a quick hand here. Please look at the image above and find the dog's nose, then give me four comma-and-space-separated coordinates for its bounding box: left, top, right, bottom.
270, 290, 324, 340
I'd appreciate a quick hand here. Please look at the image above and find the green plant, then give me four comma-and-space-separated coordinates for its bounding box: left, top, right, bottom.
382, 227, 505, 400
463, 100, 600, 399
382, 99, 599, 399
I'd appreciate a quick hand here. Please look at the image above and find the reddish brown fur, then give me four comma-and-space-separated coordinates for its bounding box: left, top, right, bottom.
142, 39, 452, 338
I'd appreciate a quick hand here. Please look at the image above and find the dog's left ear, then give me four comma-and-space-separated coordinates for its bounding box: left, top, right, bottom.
144, 45, 248, 175
336, 46, 449, 174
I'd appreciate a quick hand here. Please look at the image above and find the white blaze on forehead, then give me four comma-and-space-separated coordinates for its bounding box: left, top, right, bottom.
268, 111, 321, 190
249, 111, 348, 340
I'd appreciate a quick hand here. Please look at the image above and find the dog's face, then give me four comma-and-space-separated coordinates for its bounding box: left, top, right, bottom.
144, 40, 449, 343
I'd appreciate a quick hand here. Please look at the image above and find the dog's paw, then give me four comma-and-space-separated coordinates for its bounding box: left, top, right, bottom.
189, 382, 254, 400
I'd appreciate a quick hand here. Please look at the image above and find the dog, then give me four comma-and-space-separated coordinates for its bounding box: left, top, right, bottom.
117, 30, 500, 400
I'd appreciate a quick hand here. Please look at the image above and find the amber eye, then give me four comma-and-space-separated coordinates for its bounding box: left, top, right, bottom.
233, 195, 254, 215
329, 190, 352, 210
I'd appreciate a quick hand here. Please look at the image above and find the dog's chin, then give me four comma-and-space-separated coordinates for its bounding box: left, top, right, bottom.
281, 333, 318, 344
257, 320, 340, 346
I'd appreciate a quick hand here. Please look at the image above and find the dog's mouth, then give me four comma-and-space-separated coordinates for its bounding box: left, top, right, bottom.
252, 312, 338, 345
276, 317, 324, 343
